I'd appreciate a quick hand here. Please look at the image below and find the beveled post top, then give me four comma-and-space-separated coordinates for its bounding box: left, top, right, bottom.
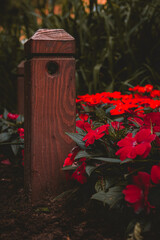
25, 29, 75, 58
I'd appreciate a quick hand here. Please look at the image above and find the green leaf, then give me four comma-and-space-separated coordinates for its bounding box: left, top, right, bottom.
62, 165, 77, 171
120, 158, 133, 164
1, 125, 9, 131
92, 157, 121, 163
11, 144, 20, 155
128, 118, 141, 128
95, 177, 118, 192
76, 127, 86, 136
0, 118, 16, 126
85, 165, 97, 176
95, 108, 108, 122
0, 132, 11, 142
16, 115, 24, 123
75, 150, 91, 160
155, 132, 160, 137
65, 132, 87, 149
91, 186, 123, 207
95, 179, 106, 192
3, 109, 9, 120
93, 63, 102, 92
105, 105, 116, 114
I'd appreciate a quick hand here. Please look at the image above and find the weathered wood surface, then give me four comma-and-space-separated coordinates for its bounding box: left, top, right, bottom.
17, 60, 25, 114
24, 29, 76, 201
25, 29, 75, 57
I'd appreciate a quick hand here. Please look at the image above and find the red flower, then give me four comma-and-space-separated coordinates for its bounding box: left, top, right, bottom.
7, 113, 19, 120
123, 172, 153, 213
142, 112, 160, 133
149, 100, 160, 109
110, 98, 140, 115
76, 120, 92, 132
63, 146, 80, 167
129, 84, 153, 94
111, 121, 124, 130
71, 162, 87, 184
116, 129, 156, 161
83, 124, 109, 147
63, 153, 74, 167
150, 90, 160, 98
79, 113, 89, 121
17, 128, 24, 139
151, 165, 160, 184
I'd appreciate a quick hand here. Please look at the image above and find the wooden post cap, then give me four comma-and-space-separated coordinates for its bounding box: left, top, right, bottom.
25, 29, 75, 58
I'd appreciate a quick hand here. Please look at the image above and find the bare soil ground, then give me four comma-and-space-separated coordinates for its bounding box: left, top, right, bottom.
0, 163, 159, 240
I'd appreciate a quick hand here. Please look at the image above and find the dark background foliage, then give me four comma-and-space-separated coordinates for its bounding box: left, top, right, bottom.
0, 0, 160, 112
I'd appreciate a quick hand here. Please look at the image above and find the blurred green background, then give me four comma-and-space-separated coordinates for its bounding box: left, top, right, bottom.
0, 0, 160, 112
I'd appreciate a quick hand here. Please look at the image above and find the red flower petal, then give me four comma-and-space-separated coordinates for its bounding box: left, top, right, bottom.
133, 172, 150, 188
122, 185, 142, 203
151, 165, 160, 184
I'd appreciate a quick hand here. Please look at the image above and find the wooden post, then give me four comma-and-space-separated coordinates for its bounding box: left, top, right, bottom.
24, 29, 76, 202
17, 60, 25, 115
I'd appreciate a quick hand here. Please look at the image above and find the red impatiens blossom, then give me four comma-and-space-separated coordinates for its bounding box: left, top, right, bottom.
151, 165, 160, 184
149, 99, 160, 109
129, 84, 153, 94
17, 128, 24, 139
150, 90, 160, 98
78, 113, 89, 121
76, 120, 92, 132
63, 146, 80, 167
71, 162, 87, 184
63, 153, 74, 167
110, 99, 140, 115
116, 129, 156, 161
141, 112, 160, 133
0, 114, 2, 118
111, 121, 124, 130
123, 171, 153, 213
83, 124, 109, 147
77, 91, 122, 106
7, 113, 19, 120
77, 93, 103, 106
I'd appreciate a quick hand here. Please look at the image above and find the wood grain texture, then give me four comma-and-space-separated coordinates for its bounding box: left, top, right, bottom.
17, 61, 25, 114
25, 29, 75, 57
24, 57, 76, 201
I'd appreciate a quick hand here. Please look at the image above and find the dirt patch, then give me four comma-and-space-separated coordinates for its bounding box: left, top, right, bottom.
0, 164, 159, 240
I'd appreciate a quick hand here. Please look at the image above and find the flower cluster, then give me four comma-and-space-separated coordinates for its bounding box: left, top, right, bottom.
63, 84, 160, 215
0, 109, 24, 166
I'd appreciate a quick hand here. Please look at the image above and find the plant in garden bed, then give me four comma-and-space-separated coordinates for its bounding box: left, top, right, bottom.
0, 109, 24, 166
63, 84, 160, 239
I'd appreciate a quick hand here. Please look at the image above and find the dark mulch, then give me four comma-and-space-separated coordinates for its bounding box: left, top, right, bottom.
0, 163, 159, 240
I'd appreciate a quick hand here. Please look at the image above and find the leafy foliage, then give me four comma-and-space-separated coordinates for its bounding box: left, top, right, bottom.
1, 0, 160, 110
63, 84, 160, 237
0, 109, 24, 166
0, 0, 39, 112
43, 0, 160, 94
